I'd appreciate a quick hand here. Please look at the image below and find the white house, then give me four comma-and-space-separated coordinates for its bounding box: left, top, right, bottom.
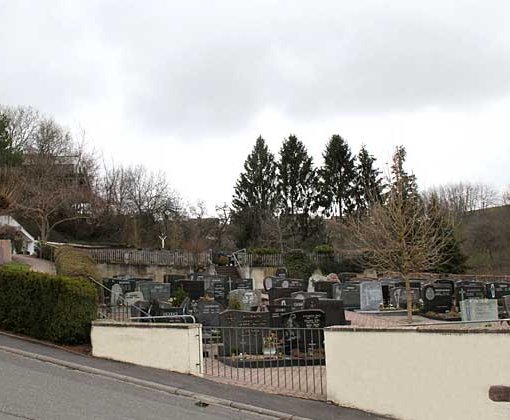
0, 215, 36, 255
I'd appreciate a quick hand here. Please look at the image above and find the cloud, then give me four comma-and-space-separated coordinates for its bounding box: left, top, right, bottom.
2, 1, 509, 138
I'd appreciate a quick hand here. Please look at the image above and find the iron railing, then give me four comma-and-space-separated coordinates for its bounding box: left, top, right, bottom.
202, 326, 327, 399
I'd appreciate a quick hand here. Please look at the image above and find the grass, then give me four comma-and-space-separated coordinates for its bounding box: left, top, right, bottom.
0, 261, 30, 272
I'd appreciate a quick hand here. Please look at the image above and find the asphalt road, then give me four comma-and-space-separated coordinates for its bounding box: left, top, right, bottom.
0, 350, 265, 420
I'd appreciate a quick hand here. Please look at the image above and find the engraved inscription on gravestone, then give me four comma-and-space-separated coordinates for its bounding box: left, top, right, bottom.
460, 298, 498, 322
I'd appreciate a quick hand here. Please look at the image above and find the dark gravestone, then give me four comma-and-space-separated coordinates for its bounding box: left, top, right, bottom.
360, 281, 383, 311
273, 298, 305, 312
234, 278, 254, 290
303, 297, 320, 310
486, 282, 510, 299
275, 267, 288, 278
268, 287, 302, 302
316, 299, 348, 326
486, 282, 510, 317
219, 310, 271, 355
195, 299, 224, 327
280, 310, 326, 353
390, 287, 421, 309
263, 277, 308, 291
421, 280, 454, 313
291, 291, 328, 300
137, 282, 171, 302
313, 281, 339, 298
380, 278, 401, 306
338, 272, 359, 283
163, 274, 185, 284
103, 278, 137, 302
173, 280, 205, 300
130, 300, 151, 321
333, 282, 361, 309
455, 280, 485, 303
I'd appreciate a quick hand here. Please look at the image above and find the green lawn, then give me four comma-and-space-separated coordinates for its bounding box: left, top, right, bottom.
0, 261, 30, 272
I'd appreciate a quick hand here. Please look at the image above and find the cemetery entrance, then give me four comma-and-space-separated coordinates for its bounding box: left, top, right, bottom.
201, 310, 327, 400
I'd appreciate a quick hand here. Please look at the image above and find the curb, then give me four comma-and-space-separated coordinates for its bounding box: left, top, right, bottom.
0, 345, 311, 420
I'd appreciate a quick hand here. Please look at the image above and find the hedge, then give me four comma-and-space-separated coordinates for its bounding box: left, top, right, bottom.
0, 269, 97, 344
55, 246, 101, 282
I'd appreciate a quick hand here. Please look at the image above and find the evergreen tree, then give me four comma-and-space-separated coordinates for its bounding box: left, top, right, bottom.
317, 134, 356, 218
231, 136, 277, 247
353, 144, 384, 215
390, 145, 419, 203
426, 193, 467, 273
0, 113, 22, 166
276, 134, 318, 248
277, 134, 316, 215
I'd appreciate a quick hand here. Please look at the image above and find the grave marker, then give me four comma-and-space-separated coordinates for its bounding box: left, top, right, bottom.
360, 281, 383, 311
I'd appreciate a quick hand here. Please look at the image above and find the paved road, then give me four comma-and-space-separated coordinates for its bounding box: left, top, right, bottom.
0, 349, 265, 420
0, 333, 384, 420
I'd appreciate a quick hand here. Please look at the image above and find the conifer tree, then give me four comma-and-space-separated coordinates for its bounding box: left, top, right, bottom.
0, 113, 22, 166
353, 144, 383, 215
317, 134, 356, 218
231, 136, 277, 246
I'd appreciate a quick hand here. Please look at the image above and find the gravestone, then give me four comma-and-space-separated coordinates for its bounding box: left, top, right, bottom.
137, 282, 171, 302
268, 287, 302, 302
195, 299, 224, 327
360, 281, 383, 311
313, 281, 339, 298
486, 282, 510, 300
460, 299, 498, 322
234, 278, 253, 290
303, 297, 320, 310
219, 310, 271, 355
163, 274, 184, 284
333, 282, 361, 309
263, 276, 307, 291
380, 278, 401, 306
130, 300, 151, 321
110, 284, 123, 306
275, 267, 288, 277
172, 279, 205, 300
273, 298, 304, 312
280, 310, 326, 353
316, 299, 349, 326
390, 286, 421, 309
228, 289, 261, 311
455, 280, 485, 303
421, 281, 454, 313
103, 278, 137, 303
338, 272, 358, 283
291, 291, 328, 300
123, 291, 144, 306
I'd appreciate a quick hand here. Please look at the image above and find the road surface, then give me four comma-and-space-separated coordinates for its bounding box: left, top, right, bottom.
0, 349, 265, 420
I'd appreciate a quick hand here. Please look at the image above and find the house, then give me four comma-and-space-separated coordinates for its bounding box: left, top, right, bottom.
0, 215, 36, 255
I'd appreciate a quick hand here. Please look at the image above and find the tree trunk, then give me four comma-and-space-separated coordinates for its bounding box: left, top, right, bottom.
404, 273, 413, 323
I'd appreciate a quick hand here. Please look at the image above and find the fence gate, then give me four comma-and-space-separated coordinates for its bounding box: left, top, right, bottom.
202, 326, 327, 400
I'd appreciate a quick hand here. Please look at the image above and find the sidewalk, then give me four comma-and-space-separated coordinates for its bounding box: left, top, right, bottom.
0, 332, 385, 420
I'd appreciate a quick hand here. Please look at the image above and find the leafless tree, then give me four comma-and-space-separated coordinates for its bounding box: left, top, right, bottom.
351, 150, 453, 322
0, 105, 40, 151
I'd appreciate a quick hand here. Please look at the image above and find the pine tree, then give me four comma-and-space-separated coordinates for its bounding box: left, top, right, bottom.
231, 136, 277, 247
390, 145, 419, 203
317, 134, 356, 218
353, 144, 384, 215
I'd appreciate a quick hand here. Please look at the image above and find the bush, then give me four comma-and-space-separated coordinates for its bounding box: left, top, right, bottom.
0, 269, 97, 344
314, 244, 335, 254
55, 246, 100, 282
248, 247, 279, 255
284, 249, 314, 280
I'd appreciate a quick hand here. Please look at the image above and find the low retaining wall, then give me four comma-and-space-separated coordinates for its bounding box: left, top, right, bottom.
91, 321, 202, 376
325, 326, 510, 420
96, 263, 188, 283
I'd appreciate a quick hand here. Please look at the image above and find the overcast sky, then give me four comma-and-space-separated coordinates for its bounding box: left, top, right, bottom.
1, 1, 509, 213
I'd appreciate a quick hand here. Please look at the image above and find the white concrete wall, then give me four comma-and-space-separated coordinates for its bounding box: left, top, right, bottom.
325, 327, 510, 420
91, 322, 203, 376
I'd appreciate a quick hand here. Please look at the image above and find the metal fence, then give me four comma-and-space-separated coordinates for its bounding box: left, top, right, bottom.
202, 326, 327, 400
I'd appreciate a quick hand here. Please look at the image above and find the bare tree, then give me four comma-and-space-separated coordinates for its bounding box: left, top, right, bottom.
351, 148, 452, 322
0, 105, 40, 151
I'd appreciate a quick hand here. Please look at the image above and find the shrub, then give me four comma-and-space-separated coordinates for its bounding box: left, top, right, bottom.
248, 247, 279, 255
314, 244, 335, 254
55, 246, 100, 282
284, 249, 314, 280
0, 269, 97, 344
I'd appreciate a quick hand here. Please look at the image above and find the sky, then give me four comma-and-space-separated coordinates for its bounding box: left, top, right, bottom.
1, 1, 510, 214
